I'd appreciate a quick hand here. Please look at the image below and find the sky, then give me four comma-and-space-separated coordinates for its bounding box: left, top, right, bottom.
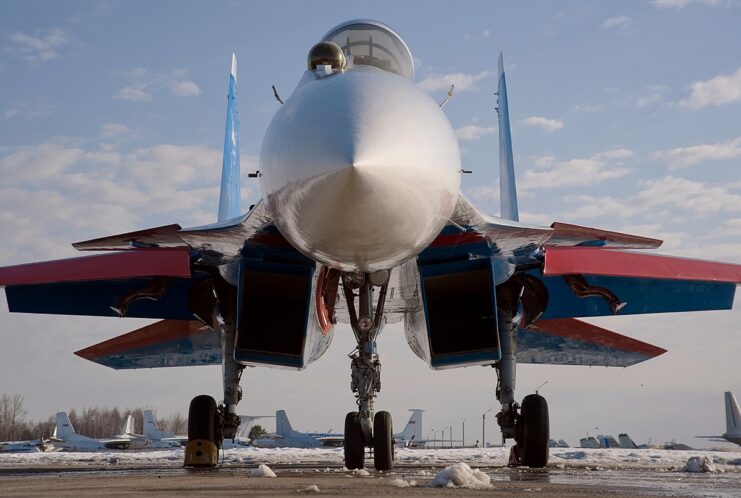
1, 0, 740, 448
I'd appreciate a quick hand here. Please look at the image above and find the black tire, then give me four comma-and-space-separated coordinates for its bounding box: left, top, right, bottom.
520, 394, 549, 468
188, 395, 217, 442
373, 411, 394, 471
344, 412, 364, 470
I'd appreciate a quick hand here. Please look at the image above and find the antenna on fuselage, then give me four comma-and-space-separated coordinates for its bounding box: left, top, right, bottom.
439, 84, 455, 108
272, 85, 284, 105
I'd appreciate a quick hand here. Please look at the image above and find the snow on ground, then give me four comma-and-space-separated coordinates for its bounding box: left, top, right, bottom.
428, 462, 492, 488
251, 463, 276, 477
1, 446, 741, 472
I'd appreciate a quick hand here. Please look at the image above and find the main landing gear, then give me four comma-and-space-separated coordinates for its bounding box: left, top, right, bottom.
495, 282, 549, 468
185, 276, 244, 468
341, 271, 394, 471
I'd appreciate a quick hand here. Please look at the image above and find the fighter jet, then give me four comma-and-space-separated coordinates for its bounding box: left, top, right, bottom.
2, 19, 741, 470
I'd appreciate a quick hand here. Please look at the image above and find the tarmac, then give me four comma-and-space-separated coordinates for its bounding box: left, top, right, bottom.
1, 463, 740, 497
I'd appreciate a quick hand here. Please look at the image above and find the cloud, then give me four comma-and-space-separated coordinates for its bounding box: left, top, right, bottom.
519, 116, 564, 133
114, 69, 202, 102
520, 148, 632, 190
2, 101, 55, 120
417, 71, 490, 93
114, 84, 152, 102
601, 16, 633, 35
654, 136, 741, 168
0, 143, 84, 183
463, 29, 491, 41
652, 0, 728, 8
0, 140, 259, 265
169, 79, 201, 97
9, 28, 68, 62
679, 67, 741, 108
455, 125, 497, 141
563, 176, 741, 221
636, 85, 672, 108
100, 123, 133, 139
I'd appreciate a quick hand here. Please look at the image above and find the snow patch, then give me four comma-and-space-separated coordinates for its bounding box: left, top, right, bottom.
428, 462, 492, 489
684, 456, 716, 473
388, 477, 417, 487
351, 468, 369, 476
300, 484, 320, 493
251, 464, 276, 477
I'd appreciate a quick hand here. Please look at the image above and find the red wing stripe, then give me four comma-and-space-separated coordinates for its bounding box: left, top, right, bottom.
75, 319, 208, 359
429, 232, 487, 247
0, 248, 191, 286
529, 318, 666, 357
544, 247, 741, 283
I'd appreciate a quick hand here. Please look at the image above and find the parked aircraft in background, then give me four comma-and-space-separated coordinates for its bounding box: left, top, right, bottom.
252, 410, 344, 448
393, 409, 424, 447
47, 412, 147, 451
2, 19, 741, 470
142, 410, 186, 448
697, 391, 741, 446
0, 439, 44, 453
580, 437, 599, 449
222, 414, 274, 449
548, 439, 569, 448
618, 433, 641, 449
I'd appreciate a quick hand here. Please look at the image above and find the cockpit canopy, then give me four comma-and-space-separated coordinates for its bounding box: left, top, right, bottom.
321, 20, 414, 81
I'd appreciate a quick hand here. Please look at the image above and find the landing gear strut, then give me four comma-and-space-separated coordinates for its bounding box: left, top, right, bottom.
495, 282, 549, 468
185, 274, 245, 468
341, 271, 394, 471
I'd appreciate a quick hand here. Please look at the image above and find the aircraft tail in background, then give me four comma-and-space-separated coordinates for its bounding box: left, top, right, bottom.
618, 433, 638, 449
725, 391, 740, 434
395, 409, 424, 442
53, 412, 77, 440
143, 410, 174, 440
275, 410, 299, 438
121, 414, 135, 436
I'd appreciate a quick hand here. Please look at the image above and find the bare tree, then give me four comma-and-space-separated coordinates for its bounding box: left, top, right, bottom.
159, 412, 187, 436
0, 394, 27, 441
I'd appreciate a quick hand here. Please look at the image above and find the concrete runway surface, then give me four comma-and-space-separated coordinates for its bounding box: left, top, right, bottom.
1, 464, 739, 497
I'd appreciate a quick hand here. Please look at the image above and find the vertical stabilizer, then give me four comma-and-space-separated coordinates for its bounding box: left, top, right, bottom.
496, 52, 519, 221
275, 410, 297, 437
396, 409, 424, 441
618, 433, 638, 449
54, 412, 76, 440
143, 409, 173, 439
142, 410, 158, 438
725, 391, 740, 433
238, 415, 274, 438
121, 414, 135, 435
217, 52, 241, 222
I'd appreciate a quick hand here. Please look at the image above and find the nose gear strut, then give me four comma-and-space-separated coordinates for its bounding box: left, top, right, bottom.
341, 271, 394, 470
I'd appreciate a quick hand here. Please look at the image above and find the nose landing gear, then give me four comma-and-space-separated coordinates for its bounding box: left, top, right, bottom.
341, 271, 394, 471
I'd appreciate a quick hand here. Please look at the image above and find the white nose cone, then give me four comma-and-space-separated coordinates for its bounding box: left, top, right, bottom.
260, 69, 461, 271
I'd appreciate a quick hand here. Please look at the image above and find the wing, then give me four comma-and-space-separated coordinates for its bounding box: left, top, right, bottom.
75, 319, 222, 369
393, 195, 741, 369
538, 247, 741, 319
72, 200, 276, 265
517, 318, 666, 367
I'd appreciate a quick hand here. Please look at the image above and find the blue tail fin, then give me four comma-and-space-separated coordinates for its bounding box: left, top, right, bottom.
218, 53, 241, 222
497, 52, 519, 222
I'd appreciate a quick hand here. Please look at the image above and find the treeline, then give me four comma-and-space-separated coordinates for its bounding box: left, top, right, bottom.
0, 393, 186, 441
